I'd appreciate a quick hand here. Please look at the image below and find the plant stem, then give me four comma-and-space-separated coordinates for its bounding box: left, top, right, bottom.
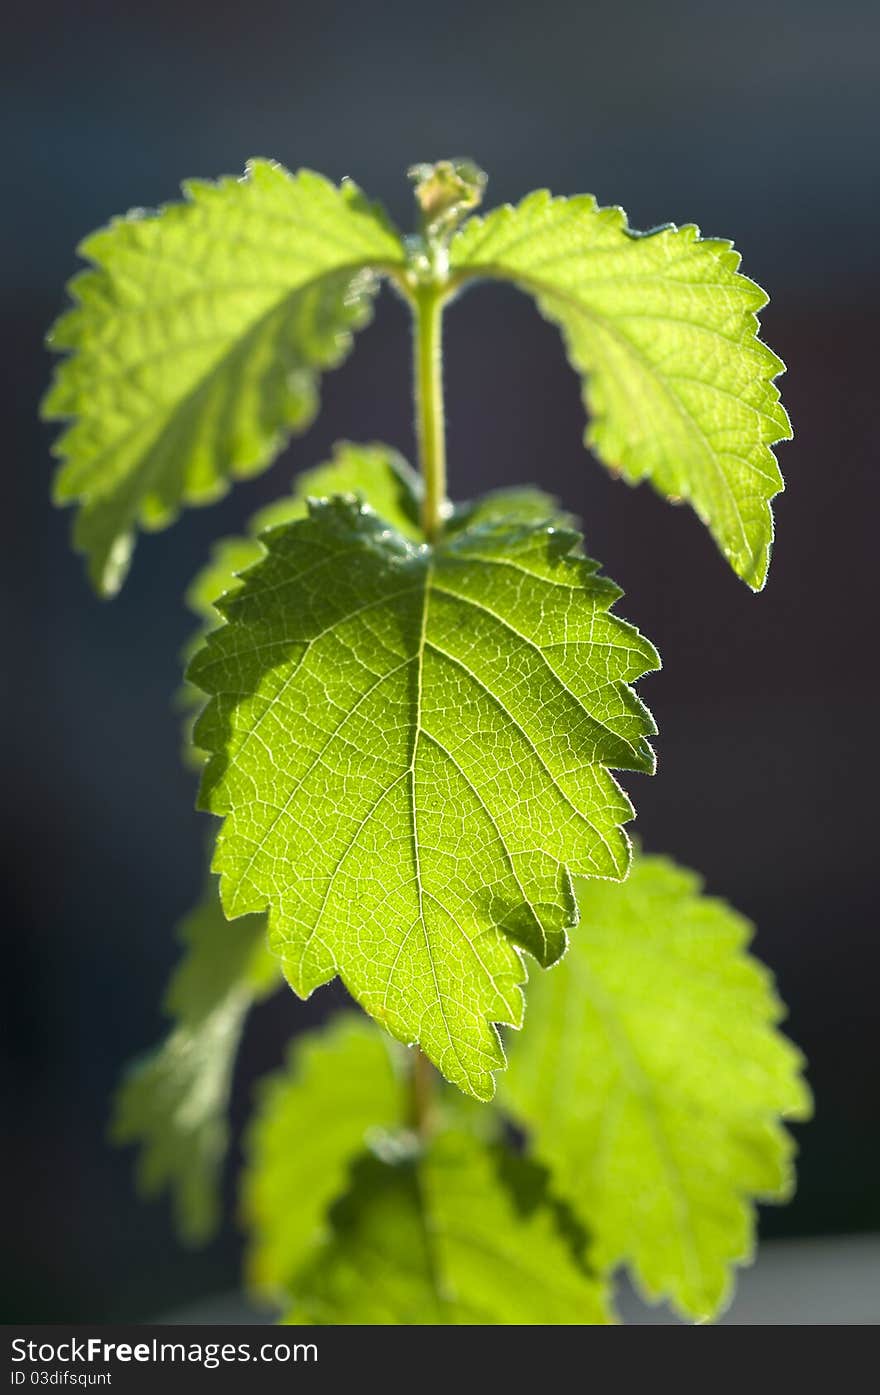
407, 277, 445, 1136
408, 1046, 436, 1139
413, 284, 447, 542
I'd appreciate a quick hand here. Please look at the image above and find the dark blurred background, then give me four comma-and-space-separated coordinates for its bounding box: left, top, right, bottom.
2, 0, 878, 1322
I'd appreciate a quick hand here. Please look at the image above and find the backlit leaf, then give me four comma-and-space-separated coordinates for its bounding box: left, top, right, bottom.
44, 162, 405, 593
110, 875, 277, 1243
190, 498, 658, 1099
500, 853, 811, 1320
451, 194, 790, 588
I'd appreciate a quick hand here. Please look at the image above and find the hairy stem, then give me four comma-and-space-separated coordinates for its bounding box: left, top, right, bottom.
413, 284, 447, 542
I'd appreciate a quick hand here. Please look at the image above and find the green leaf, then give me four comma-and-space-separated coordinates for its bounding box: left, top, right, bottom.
450, 195, 791, 589
270, 441, 423, 540
242, 1013, 406, 1296
499, 853, 811, 1321
284, 1132, 611, 1324
190, 499, 658, 1099
43, 161, 406, 594
110, 875, 277, 1243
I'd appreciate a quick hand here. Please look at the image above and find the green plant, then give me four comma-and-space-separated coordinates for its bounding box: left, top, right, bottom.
45, 158, 809, 1324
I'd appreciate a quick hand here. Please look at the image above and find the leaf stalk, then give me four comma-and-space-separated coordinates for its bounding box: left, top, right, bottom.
412, 283, 448, 542
408, 1046, 436, 1139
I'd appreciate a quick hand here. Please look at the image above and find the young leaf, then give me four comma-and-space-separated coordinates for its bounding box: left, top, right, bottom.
450, 195, 791, 589
110, 876, 277, 1243
499, 853, 811, 1321
190, 499, 658, 1100
242, 1013, 406, 1296
43, 161, 406, 594
448, 484, 575, 535
185, 450, 563, 647
284, 1132, 611, 1324
186, 443, 423, 634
